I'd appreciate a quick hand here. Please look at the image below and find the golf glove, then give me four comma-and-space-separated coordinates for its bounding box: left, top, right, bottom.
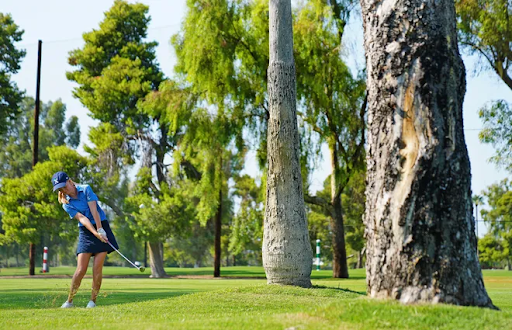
97, 228, 108, 242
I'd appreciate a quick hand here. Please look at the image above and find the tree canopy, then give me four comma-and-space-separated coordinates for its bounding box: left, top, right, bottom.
0, 13, 26, 137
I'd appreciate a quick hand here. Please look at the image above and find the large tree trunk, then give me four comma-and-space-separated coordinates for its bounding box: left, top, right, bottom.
263, 0, 313, 288
148, 241, 167, 278
360, 0, 495, 308
330, 146, 349, 278
214, 189, 222, 278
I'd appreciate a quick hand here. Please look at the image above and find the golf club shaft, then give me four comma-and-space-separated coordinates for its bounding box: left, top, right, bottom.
107, 241, 140, 270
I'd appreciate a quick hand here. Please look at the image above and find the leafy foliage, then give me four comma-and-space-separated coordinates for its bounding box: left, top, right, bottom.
478, 179, 512, 267
294, 0, 366, 193
0, 146, 91, 246
481, 179, 512, 234
0, 97, 80, 179
455, 0, 512, 88
0, 13, 25, 137
479, 100, 512, 172
67, 0, 163, 173
229, 175, 263, 257
125, 167, 195, 242
478, 234, 507, 268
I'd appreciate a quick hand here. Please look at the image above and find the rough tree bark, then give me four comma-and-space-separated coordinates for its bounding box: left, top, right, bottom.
262, 0, 313, 288
360, 0, 495, 308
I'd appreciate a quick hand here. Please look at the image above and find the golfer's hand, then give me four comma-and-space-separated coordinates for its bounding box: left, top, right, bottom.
97, 228, 108, 243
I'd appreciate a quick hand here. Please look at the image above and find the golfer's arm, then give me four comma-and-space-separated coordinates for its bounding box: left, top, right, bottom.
75, 212, 100, 237
87, 201, 103, 230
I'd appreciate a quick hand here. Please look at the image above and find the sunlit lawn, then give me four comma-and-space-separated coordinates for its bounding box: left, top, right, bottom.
0, 267, 511, 329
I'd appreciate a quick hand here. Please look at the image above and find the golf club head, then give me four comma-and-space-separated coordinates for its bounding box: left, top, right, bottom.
139, 267, 146, 273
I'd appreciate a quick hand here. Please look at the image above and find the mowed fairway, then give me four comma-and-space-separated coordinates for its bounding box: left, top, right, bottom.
1, 267, 511, 329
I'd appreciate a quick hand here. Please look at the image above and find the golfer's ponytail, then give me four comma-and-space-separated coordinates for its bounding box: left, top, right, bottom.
58, 191, 68, 204
57, 179, 77, 204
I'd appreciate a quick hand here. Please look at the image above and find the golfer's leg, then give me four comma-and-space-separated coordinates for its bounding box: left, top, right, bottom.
91, 252, 107, 303
68, 253, 91, 303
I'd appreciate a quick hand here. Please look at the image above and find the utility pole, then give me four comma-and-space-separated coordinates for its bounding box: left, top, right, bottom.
475, 200, 480, 239
29, 40, 42, 276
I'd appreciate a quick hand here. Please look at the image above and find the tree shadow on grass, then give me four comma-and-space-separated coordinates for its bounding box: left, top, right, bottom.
311, 275, 367, 280
0, 288, 200, 310
312, 284, 366, 296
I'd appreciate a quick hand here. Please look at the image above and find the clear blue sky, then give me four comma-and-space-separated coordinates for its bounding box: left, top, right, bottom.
4, 0, 511, 236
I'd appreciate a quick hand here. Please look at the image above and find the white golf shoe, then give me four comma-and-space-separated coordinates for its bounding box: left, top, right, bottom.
61, 301, 74, 308
86, 301, 96, 308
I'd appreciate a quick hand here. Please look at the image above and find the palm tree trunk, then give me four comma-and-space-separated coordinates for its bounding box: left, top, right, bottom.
360, 0, 495, 308
263, 0, 313, 288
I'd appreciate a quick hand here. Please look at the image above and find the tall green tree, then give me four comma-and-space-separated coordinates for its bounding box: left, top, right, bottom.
0, 97, 80, 179
294, 0, 366, 278
66, 0, 189, 277
66, 0, 163, 183
173, 0, 249, 277
177, 106, 244, 277
172, 0, 269, 167
0, 13, 25, 137
455, 0, 512, 89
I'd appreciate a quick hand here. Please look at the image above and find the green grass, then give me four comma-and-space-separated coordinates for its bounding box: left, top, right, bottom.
0, 267, 511, 329
0, 265, 354, 279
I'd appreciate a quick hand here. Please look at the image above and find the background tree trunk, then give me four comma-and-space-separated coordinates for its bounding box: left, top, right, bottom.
360, 0, 495, 308
263, 0, 313, 288
29, 243, 35, 275
148, 241, 167, 278
214, 189, 222, 278
356, 248, 364, 269
330, 147, 349, 278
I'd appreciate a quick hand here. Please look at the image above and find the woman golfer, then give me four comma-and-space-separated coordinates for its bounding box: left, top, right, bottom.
51, 171, 119, 308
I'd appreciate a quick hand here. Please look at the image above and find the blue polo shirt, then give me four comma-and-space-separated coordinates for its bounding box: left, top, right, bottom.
62, 184, 107, 227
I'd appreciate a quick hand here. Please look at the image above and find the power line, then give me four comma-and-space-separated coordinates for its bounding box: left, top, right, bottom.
18, 23, 181, 47
476, 220, 512, 223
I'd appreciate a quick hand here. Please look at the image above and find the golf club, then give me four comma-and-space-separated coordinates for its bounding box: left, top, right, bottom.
107, 241, 146, 272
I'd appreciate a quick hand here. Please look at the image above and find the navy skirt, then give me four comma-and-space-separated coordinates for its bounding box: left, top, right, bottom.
76, 220, 119, 256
